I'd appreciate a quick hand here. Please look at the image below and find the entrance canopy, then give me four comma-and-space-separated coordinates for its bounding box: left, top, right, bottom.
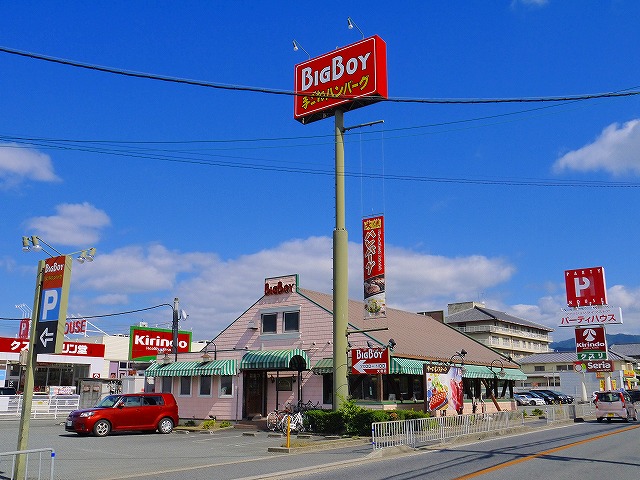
240, 349, 310, 371
145, 359, 237, 377
462, 365, 527, 381
311, 357, 527, 380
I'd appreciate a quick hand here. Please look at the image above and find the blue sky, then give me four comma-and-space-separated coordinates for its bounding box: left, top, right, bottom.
1, 1, 639, 342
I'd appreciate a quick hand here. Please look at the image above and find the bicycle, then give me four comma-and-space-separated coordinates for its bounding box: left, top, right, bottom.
266, 404, 290, 431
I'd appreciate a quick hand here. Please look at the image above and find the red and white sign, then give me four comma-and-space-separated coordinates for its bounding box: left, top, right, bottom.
565, 267, 607, 307
351, 347, 389, 374
18, 318, 30, 340
574, 360, 614, 373
129, 326, 192, 361
558, 305, 623, 327
363, 215, 386, 317
575, 326, 607, 355
0, 337, 105, 357
294, 35, 388, 124
64, 318, 87, 335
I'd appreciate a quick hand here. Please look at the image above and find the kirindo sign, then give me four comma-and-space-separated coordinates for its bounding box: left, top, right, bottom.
129, 326, 192, 361
363, 215, 385, 317
35, 255, 72, 354
575, 326, 608, 360
564, 266, 607, 307
294, 35, 388, 124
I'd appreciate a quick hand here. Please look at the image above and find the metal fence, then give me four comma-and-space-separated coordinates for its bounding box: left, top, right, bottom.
0, 448, 55, 480
0, 395, 79, 419
544, 403, 595, 423
371, 410, 524, 450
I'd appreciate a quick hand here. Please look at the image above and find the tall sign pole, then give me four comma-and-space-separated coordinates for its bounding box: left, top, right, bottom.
333, 109, 349, 407
14, 260, 45, 479
293, 34, 388, 410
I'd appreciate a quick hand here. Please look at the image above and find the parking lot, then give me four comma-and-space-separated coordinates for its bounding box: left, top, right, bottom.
0, 418, 371, 480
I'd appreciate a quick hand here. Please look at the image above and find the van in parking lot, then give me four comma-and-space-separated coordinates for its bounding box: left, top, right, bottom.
594, 390, 637, 422
65, 392, 179, 437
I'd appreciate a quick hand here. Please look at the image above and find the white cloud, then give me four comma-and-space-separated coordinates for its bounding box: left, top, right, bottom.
553, 119, 640, 175
0, 143, 61, 187
25, 202, 111, 246
70, 236, 517, 338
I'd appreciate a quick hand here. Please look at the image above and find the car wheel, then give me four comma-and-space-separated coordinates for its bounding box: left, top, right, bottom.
93, 420, 111, 437
596, 417, 602, 423
529, 401, 536, 406
158, 417, 174, 434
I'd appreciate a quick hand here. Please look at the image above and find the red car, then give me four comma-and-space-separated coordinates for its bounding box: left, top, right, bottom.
65, 393, 179, 437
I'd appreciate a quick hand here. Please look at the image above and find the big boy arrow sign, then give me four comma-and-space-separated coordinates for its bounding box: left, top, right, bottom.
351, 347, 389, 375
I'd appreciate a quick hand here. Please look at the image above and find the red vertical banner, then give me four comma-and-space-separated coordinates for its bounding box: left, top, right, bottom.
363, 215, 386, 317
18, 318, 31, 340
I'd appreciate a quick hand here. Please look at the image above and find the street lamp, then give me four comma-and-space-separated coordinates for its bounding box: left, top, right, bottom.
490, 359, 506, 378
448, 349, 467, 375
16, 236, 96, 479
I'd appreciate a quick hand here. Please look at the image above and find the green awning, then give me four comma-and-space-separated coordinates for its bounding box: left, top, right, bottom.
145, 359, 237, 377
196, 359, 237, 376
462, 365, 527, 381
240, 349, 310, 371
312, 358, 333, 374
390, 358, 434, 375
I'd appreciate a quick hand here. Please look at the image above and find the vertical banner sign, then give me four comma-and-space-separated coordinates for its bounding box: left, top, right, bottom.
363, 215, 386, 317
564, 267, 607, 306
35, 255, 72, 354
18, 318, 30, 340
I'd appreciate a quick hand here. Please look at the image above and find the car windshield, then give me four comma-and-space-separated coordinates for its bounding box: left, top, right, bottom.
95, 395, 123, 408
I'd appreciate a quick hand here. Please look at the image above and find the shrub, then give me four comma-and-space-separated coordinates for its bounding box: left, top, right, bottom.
200, 419, 216, 429
219, 421, 232, 428
532, 408, 544, 416
184, 419, 196, 427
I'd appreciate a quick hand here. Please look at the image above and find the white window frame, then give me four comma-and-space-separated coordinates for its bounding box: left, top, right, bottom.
219, 375, 233, 398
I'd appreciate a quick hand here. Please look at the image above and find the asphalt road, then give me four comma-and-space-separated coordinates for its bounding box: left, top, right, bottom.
1, 418, 639, 480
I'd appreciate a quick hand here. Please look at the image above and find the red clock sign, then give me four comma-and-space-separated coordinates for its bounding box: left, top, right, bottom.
565, 266, 607, 307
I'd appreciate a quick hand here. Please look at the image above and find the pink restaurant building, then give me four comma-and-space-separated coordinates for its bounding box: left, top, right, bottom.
145, 274, 525, 420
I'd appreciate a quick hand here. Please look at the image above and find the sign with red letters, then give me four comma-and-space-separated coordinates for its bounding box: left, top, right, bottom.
565, 267, 607, 307
351, 347, 389, 374
294, 35, 388, 124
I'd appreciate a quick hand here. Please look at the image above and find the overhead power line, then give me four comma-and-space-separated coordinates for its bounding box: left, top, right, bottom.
1, 45, 640, 104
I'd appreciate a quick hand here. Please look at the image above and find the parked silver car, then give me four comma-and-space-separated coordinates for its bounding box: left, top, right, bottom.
514, 392, 546, 406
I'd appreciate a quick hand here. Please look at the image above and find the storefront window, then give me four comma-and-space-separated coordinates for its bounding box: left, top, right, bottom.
323, 374, 333, 405
180, 376, 191, 396
161, 377, 172, 393
200, 376, 212, 396
283, 311, 299, 332
349, 374, 379, 401
261, 313, 277, 334
220, 375, 233, 397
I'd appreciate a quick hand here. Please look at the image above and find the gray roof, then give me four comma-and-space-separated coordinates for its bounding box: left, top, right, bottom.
518, 350, 635, 364
610, 343, 640, 357
445, 306, 553, 332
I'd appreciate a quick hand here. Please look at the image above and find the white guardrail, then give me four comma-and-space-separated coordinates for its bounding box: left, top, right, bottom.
0, 395, 80, 419
371, 404, 597, 450
371, 410, 524, 450
0, 448, 55, 480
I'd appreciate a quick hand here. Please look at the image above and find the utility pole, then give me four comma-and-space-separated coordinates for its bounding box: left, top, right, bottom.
172, 297, 179, 362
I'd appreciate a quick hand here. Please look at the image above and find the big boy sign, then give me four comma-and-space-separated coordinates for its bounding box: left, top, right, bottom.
294, 36, 388, 124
